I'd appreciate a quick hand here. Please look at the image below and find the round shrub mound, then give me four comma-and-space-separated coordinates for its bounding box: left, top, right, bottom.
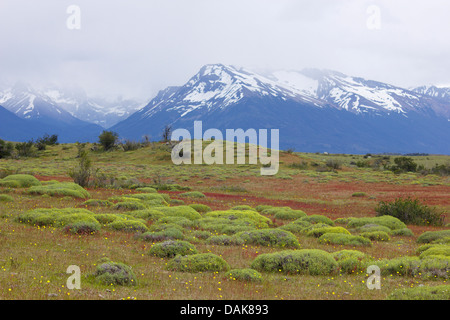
250, 249, 338, 275
17, 208, 100, 228
204, 210, 271, 228
390, 228, 414, 237
94, 259, 137, 286
140, 228, 184, 242
148, 240, 198, 258
360, 231, 391, 242
274, 209, 307, 221
179, 191, 206, 198
318, 233, 372, 247
197, 217, 258, 235
234, 229, 300, 248
0, 194, 13, 202
417, 230, 450, 244
230, 205, 256, 211
27, 182, 90, 199
82, 199, 113, 207
419, 245, 450, 259
227, 268, 262, 282
306, 226, 350, 238
331, 250, 370, 274
346, 216, 406, 231
154, 206, 202, 220
189, 203, 211, 213
135, 187, 157, 193
207, 235, 243, 246
107, 220, 148, 233
356, 223, 392, 234
300, 215, 334, 226
387, 285, 450, 300
113, 201, 148, 211
63, 221, 100, 235
167, 253, 230, 273
0, 174, 41, 188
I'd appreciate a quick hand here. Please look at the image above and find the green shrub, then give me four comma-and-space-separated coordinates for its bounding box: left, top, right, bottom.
352, 192, 367, 197
124, 193, 168, 203
140, 228, 184, 242
230, 205, 255, 211
376, 197, 444, 226
234, 229, 300, 248
306, 226, 350, 238
227, 269, 262, 282
82, 199, 113, 207
390, 228, 414, 237
167, 253, 230, 273
113, 201, 148, 211
356, 224, 392, 234
278, 221, 310, 234
255, 205, 273, 212
0, 174, 41, 188
94, 213, 123, 225
374, 256, 420, 276
207, 235, 243, 246
204, 210, 271, 228
360, 231, 391, 242
63, 221, 101, 235
197, 217, 258, 235
191, 230, 212, 240
135, 187, 157, 193
169, 199, 185, 205
94, 259, 137, 286
331, 249, 367, 261
419, 245, 450, 259
148, 240, 198, 258
318, 233, 372, 246
189, 203, 211, 213
17, 208, 99, 228
107, 220, 148, 233
27, 182, 90, 199
274, 209, 307, 220
250, 249, 338, 275
0, 194, 13, 202
179, 191, 206, 198
127, 209, 165, 221
154, 216, 197, 229
387, 285, 450, 300
154, 206, 202, 220
347, 216, 406, 231
417, 230, 450, 243
300, 215, 334, 226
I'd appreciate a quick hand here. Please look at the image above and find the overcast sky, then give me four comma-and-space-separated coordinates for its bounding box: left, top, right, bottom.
0, 0, 449, 101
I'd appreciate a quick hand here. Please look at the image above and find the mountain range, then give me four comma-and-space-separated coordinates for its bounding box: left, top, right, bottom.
0, 83, 143, 143
111, 64, 450, 154
1, 64, 449, 154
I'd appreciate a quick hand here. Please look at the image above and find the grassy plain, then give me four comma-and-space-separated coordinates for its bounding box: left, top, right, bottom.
0, 142, 448, 300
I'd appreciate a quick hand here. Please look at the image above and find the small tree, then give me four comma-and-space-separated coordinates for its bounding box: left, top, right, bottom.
0, 139, 14, 159
68, 144, 92, 187
98, 131, 119, 151
161, 125, 172, 142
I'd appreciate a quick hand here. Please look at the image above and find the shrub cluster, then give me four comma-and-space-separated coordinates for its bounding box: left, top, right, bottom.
376, 197, 444, 226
